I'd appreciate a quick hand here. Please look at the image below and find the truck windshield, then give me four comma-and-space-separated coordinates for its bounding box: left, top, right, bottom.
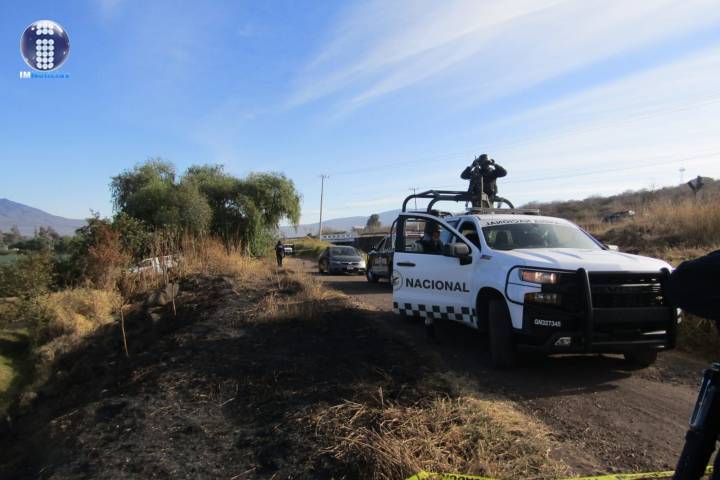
482, 222, 601, 250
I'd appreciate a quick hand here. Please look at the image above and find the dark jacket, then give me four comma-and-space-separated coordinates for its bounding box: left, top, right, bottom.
666, 250, 720, 322
461, 164, 507, 197
275, 243, 285, 258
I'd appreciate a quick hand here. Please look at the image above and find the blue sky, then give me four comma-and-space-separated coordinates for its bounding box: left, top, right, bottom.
2, 0, 720, 226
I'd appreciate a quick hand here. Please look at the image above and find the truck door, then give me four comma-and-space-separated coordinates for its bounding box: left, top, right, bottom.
392, 214, 477, 326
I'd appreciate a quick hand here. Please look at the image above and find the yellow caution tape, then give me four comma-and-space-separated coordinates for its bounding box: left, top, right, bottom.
406, 466, 713, 480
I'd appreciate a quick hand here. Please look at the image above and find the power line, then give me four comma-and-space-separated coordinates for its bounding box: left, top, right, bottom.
318, 174, 329, 237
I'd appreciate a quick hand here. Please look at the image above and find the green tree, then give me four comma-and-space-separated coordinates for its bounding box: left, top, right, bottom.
112, 212, 152, 261
183, 166, 301, 253
111, 159, 212, 234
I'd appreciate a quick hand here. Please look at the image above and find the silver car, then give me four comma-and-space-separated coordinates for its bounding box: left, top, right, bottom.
318, 246, 366, 275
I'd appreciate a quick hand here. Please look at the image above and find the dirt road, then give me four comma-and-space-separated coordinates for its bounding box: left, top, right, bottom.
295, 258, 708, 474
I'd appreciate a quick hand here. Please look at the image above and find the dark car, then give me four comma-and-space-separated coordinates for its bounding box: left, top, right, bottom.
318, 246, 366, 275
366, 235, 393, 283
366, 232, 422, 283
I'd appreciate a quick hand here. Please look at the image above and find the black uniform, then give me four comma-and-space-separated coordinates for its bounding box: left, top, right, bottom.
275, 242, 285, 267
665, 250, 720, 322
461, 154, 507, 205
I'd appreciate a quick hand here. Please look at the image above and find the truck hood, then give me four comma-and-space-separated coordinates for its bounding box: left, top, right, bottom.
499, 248, 671, 272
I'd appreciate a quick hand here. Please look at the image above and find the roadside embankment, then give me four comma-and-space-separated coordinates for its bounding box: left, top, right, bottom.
0, 253, 569, 479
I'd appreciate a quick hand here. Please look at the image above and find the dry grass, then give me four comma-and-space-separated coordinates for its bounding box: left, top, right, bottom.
175, 236, 267, 280
312, 373, 568, 480
27, 288, 120, 366
588, 196, 720, 261
254, 268, 342, 322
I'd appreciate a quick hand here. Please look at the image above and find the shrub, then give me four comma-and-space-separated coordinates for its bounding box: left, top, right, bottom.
27, 288, 120, 365
86, 223, 130, 290
0, 251, 53, 298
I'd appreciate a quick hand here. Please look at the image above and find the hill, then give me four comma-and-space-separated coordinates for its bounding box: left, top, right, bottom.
0, 199, 86, 237
521, 178, 719, 225
521, 179, 720, 263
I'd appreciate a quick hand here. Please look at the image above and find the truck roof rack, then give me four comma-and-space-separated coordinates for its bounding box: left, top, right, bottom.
401, 189, 540, 215
466, 207, 541, 215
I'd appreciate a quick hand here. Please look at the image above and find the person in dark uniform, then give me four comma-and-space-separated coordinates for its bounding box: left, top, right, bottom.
418, 224, 443, 254
275, 240, 285, 267
664, 250, 720, 477
665, 250, 720, 322
461, 154, 507, 207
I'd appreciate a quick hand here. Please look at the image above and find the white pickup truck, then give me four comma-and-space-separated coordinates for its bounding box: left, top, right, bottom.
391, 191, 678, 368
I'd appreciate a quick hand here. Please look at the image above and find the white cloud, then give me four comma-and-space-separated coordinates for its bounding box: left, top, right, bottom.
291, 0, 720, 112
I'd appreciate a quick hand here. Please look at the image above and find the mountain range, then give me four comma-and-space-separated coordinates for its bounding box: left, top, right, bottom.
0, 199, 86, 236
279, 209, 400, 237
0, 198, 394, 239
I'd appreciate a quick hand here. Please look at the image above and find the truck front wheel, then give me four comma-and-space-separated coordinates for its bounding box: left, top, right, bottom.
623, 350, 658, 368
488, 299, 516, 369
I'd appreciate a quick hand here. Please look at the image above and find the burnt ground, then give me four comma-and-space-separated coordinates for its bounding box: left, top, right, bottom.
0, 259, 710, 479
0, 274, 454, 480
299, 258, 709, 475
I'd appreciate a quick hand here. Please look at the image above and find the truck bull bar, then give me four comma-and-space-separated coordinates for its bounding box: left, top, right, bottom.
519, 267, 677, 353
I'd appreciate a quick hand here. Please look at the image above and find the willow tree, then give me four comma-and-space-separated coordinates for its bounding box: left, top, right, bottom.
182, 166, 301, 254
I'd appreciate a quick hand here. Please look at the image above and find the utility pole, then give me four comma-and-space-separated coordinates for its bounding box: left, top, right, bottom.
318, 174, 329, 238
408, 187, 419, 211
679, 167, 686, 184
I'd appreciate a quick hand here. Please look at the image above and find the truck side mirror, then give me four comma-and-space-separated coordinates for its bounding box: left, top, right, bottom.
443, 242, 471, 264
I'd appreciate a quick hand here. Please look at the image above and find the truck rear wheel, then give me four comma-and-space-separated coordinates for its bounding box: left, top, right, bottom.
623, 350, 658, 368
488, 299, 516, 369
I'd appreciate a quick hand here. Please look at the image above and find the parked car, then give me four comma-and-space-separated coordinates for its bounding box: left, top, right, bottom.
318, 246, 366, 275
129, 255, 178, 275
366, 232, 421, 283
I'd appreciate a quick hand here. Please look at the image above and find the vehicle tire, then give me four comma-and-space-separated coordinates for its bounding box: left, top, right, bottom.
366, 268, 379, 283
623, 350, 657, 368
318, 262, 325, 274
488, 299, 516, 369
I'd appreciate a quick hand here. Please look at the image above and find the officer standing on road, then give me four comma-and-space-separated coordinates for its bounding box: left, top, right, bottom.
275, 240, 285, 267
461, 154, 507, 207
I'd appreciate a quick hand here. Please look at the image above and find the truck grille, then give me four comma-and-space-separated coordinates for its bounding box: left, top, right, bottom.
589, 272, 664, 308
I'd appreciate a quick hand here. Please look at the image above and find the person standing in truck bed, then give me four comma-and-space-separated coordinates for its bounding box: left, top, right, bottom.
461, 154, 507, 207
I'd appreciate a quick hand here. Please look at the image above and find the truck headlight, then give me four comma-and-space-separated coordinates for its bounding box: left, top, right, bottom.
519, 269, 559, 284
